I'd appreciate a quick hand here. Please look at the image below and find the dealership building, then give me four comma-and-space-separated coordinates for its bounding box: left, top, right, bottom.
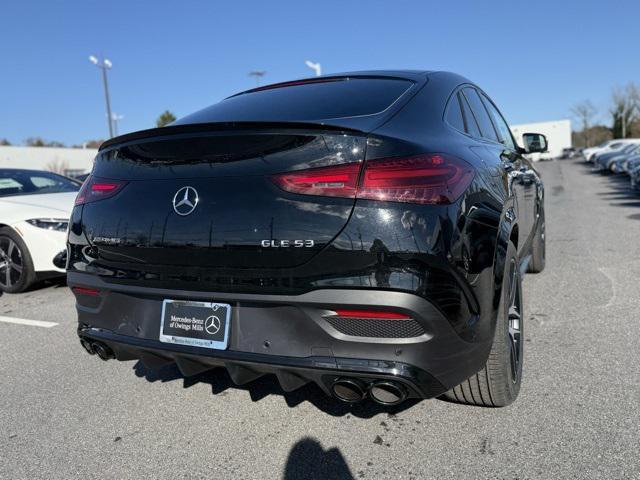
511, 119, 572, 160
0, 145, 97, 177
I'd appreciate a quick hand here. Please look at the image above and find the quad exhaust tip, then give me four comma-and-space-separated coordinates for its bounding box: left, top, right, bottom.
80, 338, 114, 361
80, 338, 95, 355
331, 378, 366, 403
331, 378, 408, 405
92, 342, 115, 361
369, 381, 407, 406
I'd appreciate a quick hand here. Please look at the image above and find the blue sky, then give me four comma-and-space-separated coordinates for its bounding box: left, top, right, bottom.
1, 1, 638, 145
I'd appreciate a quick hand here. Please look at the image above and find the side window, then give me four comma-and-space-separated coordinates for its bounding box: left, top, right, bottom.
30, 175, 58, 188
462, 88, 499, 142
459, 92, 481, 137
480, 93, 516, 150
445, 93, 465, 131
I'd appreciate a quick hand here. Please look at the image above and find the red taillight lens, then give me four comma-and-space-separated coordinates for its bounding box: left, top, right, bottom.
72, 286, 101, 296
358, 154, 475, 205
271, 154, 474, 205
332, 309, 412, 320
75, 176, 127, 206
271, 162, 362, 199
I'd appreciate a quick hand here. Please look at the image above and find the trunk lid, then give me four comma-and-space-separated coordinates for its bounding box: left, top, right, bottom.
82, 127, 365, 269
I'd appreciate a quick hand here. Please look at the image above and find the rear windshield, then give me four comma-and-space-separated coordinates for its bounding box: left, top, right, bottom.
177, 78, 414, 123
0, 170, 80, 197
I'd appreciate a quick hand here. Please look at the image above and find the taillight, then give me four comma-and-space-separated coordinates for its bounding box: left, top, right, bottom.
358, 154, 474, 205
271, 154, 474, 205
75, 176, 127, 206
271, 162, 361, 199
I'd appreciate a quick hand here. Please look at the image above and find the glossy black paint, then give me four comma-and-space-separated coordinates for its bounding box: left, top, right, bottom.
68, 70, 544, 397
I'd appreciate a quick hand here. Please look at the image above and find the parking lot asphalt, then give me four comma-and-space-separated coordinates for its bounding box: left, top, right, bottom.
1, 159, 639, 480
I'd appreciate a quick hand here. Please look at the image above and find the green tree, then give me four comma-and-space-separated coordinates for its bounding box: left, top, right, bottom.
156, 110, 176, 128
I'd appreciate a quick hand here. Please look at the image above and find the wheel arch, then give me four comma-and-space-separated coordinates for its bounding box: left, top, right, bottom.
492, 216, 518, 315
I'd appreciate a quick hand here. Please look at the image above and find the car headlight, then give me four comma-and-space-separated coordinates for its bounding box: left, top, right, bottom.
26, 218, 69, 232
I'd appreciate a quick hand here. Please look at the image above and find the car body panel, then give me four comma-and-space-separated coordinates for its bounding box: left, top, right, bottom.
1, 191, 76, 272
69, 71, 544, 398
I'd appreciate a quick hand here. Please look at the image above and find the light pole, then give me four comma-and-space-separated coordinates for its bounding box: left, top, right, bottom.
89, 55, 114, 138
110, 113, 124, 136
248, 70, 266, 87
305, 60, 322, 77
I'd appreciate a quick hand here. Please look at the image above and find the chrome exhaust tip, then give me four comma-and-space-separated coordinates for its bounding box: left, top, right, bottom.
331, 378, 366, 403
92, 342, 114, 361
369, 381, 407, 406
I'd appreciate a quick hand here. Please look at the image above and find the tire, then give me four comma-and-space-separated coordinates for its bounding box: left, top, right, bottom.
443, 241, 523, 407
0, 227, 36, 293
527, 207, 545, 273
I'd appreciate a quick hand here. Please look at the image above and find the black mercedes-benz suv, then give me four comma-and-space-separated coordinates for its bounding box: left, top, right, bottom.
69, 71, 547, 407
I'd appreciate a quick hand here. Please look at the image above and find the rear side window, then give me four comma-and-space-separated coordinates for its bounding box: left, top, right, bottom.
459, 93, 481, 137
480, 93, 516, 150
445, 93, 466, 131
462, 88, 499, 142
179, 78, 414, 123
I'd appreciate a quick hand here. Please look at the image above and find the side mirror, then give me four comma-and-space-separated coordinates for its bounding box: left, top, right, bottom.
522, 133, 548, 153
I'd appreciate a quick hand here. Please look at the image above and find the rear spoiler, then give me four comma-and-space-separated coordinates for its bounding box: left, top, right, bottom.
99, 121, 366, 152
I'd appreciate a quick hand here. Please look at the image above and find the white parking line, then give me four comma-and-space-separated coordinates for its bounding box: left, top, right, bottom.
0, 316, 58, 328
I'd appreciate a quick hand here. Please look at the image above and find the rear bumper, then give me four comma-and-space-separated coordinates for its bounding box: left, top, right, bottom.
70, 271, 492, 399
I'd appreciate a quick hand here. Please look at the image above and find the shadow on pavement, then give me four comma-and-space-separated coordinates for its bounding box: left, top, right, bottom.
283, 438, 354, 480
577, 159, 640, 207
133, 361, 421, 418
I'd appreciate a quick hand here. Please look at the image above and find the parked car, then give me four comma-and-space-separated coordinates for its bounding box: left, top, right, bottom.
69, 71, 547, 407
621, 156, 640, 174
594, 144, 640, 172
559, 147, 579, 159
630, 165, 640, 192
584, 139, 640, 163
610, 147, 640, 173
0, 168, 79, 292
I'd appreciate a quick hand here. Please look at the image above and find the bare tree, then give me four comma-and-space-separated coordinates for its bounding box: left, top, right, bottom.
24, 137, 66, 147
45, 159, 70, 175
610, 83, 640, 138
570, 100, 597, 147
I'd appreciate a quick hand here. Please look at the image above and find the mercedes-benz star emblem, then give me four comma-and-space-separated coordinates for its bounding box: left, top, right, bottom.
172, 186, 199, 216
205, 315, 221, 335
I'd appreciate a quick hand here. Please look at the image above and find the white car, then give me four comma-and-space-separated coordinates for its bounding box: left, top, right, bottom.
0, 168, 80, 293
583, 139, 640, 162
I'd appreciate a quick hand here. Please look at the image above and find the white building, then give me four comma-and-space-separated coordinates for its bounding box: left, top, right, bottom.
511, 119, 571, 160
0, 146, 97, 177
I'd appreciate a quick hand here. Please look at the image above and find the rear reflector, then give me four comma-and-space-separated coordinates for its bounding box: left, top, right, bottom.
72, 286, 101, 296
332, 309, 411, 320
75, 176, 128, 206
271, 154, 474, 205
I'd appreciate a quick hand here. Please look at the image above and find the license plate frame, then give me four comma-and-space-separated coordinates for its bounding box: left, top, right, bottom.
159, 299, 231, 350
